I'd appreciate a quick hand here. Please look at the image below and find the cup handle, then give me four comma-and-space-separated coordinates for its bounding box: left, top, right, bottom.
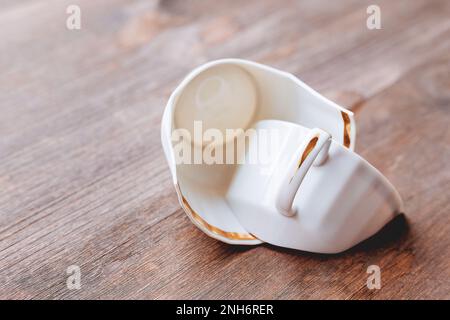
275, 128, 331, 217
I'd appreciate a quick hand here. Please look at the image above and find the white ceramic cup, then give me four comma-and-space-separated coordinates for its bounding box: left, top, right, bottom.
226, 120, 404, 253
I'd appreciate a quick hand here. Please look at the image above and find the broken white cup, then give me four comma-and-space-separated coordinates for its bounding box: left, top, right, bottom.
161, 59, 402, 253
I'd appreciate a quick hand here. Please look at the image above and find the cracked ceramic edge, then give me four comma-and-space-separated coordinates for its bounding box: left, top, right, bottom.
174, 183, 262, 244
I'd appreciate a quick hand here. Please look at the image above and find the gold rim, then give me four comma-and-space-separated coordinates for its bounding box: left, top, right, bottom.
298, 136, 318, 169
290, 135, 319, 184
176, 184, 257, 241
341, 111, 351, 148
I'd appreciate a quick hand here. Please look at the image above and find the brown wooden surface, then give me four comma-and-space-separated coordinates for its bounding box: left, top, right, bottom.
0, 0, 449, 299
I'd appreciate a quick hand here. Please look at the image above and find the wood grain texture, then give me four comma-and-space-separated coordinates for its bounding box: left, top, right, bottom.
0, 0, 449, 299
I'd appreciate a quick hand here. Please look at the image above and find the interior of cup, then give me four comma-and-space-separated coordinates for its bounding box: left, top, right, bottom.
173, 64, 258, 148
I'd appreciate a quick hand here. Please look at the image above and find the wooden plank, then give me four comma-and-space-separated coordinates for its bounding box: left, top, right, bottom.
0, 0, 449, 299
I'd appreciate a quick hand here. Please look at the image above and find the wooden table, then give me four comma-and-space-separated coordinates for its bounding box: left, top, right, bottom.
1, 0, 449, 299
